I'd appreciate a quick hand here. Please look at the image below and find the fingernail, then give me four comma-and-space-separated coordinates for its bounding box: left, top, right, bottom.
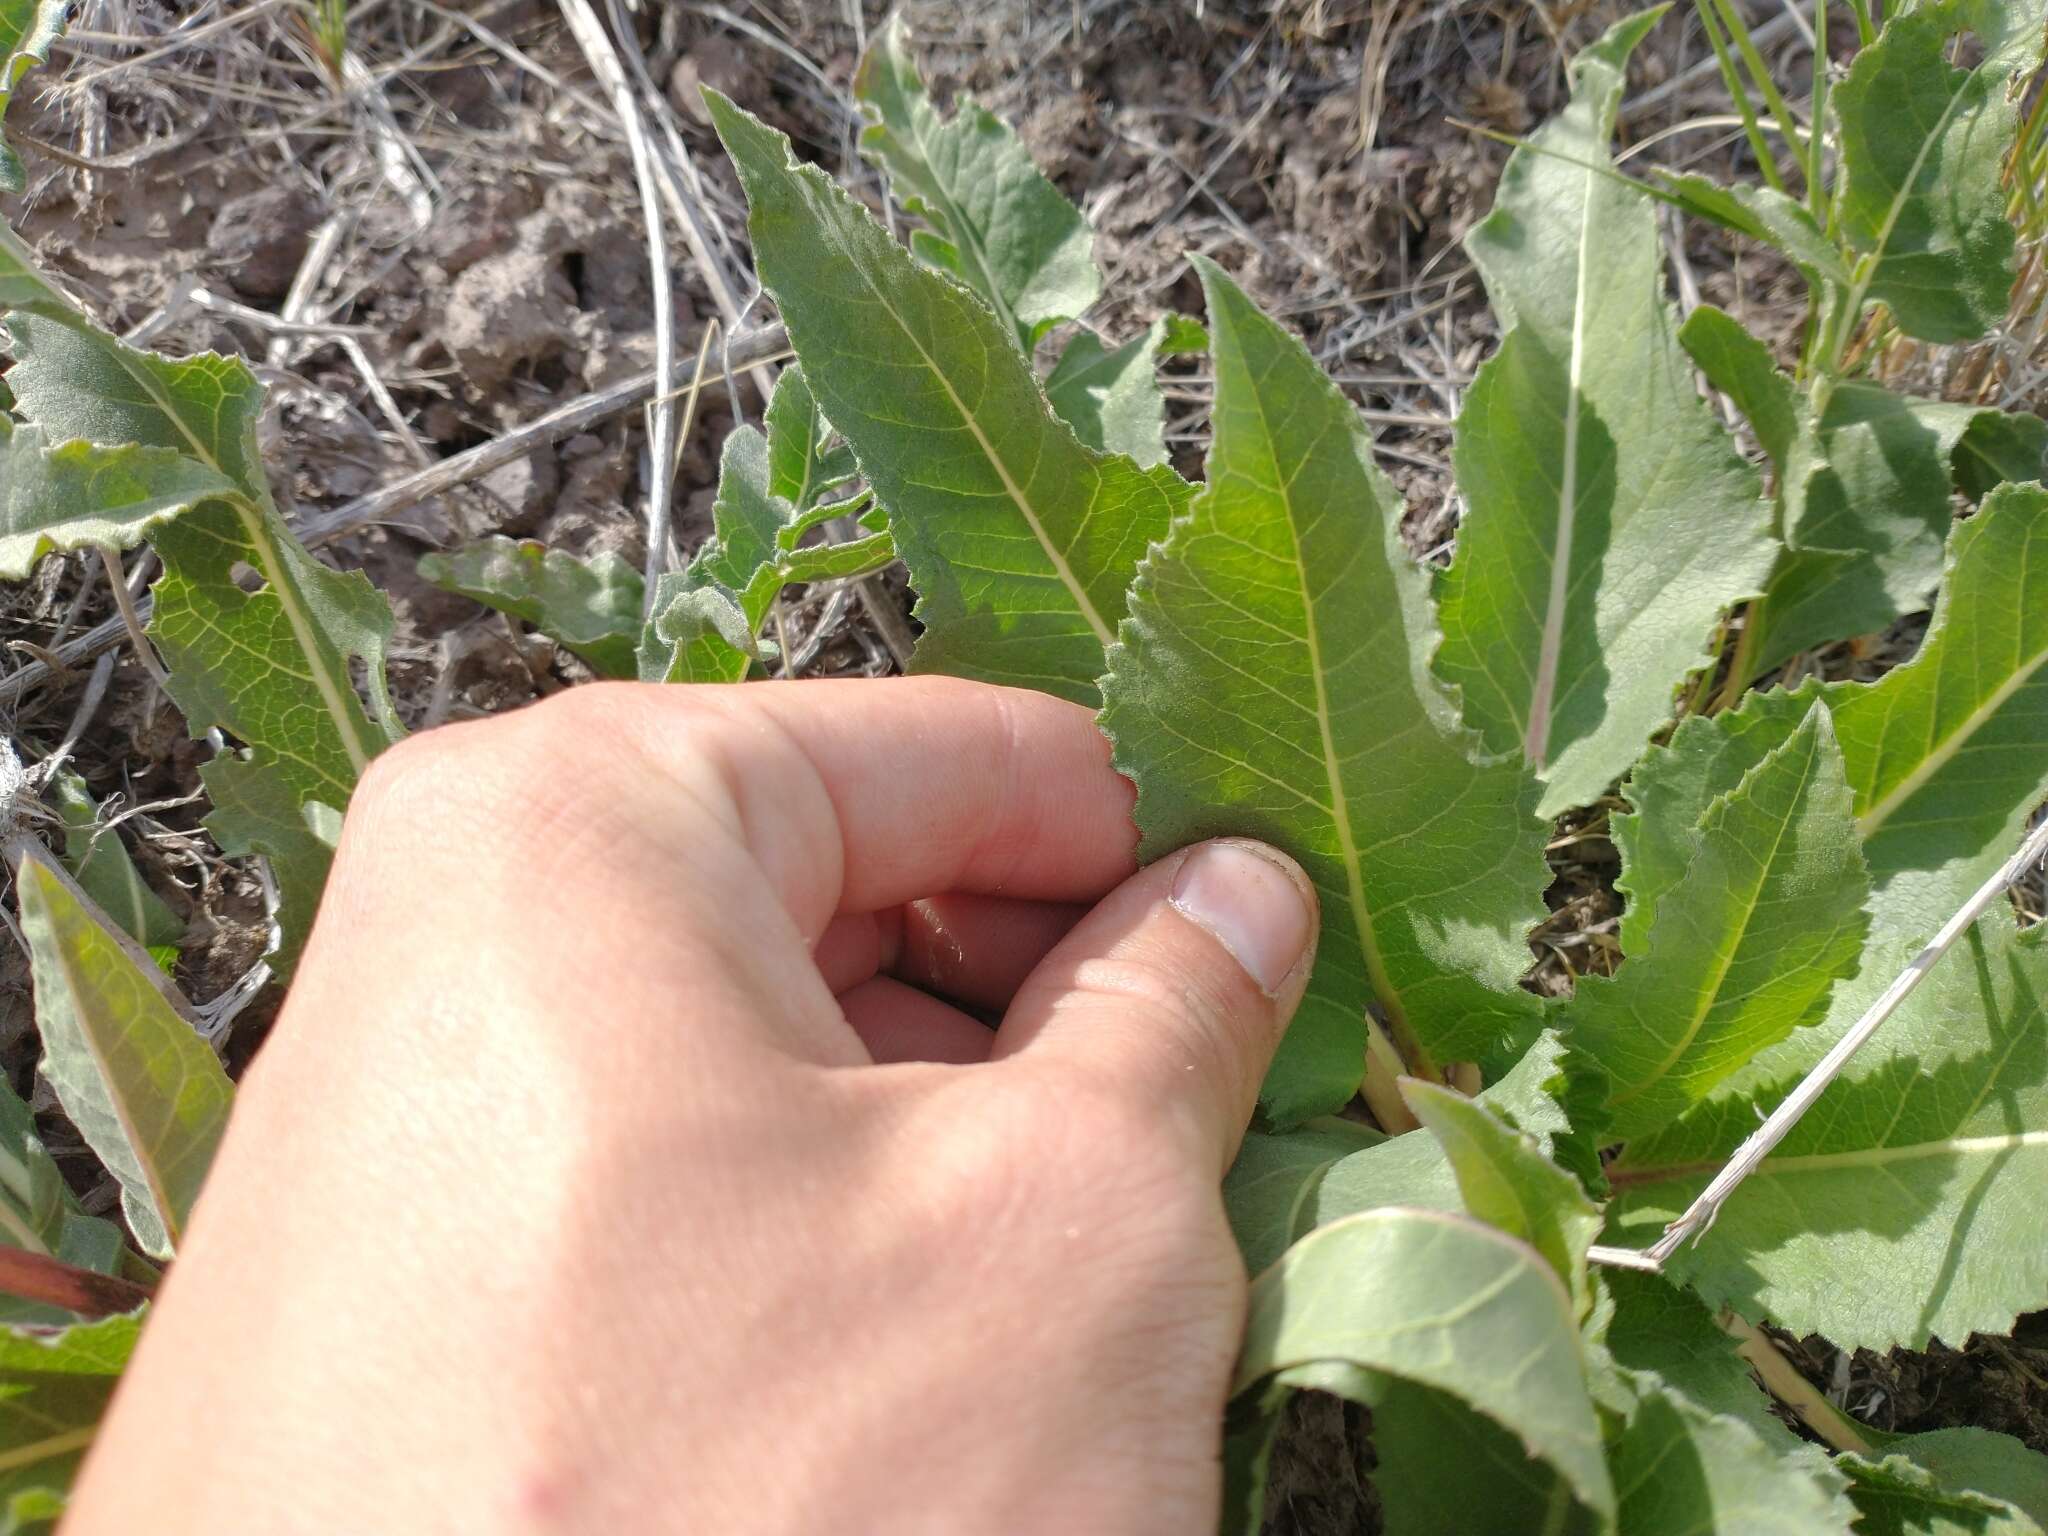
1169, 840, 1316, 997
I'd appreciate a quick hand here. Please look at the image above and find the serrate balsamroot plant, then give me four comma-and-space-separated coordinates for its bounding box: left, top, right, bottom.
6, 3, 2048, 1532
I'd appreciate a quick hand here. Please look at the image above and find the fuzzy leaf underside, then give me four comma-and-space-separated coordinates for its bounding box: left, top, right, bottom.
1609, 918, 2048, 1351
1235, 1207, 1614, 1522
852, 12, 1099, 350
1437, 13, 1773, 816
0, 421, 238, 580
1044, 316, 1182, 467
1568, 706, 1871, 1139
707, 93, 1186, 708
0, 0, 67, 195
16, 856, 232, 1263
0, 1311, 141, 1525
1102, 260, 1549, 1119
418, 537, 643, 678
1834, 7, 2025, 344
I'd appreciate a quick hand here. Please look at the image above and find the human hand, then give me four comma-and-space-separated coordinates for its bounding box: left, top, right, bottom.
66, 679, 1317, 1535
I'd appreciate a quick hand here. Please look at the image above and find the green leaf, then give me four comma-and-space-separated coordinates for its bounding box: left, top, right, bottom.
1044, 316, 1186, 467
16, 853, 233, 1261
1833, 7, 2025, 345
48, 773, 181, 951
706, 91, 1187, 708
0, 1311, 141, 1525
0, 1079, 124, 1328
1234, 1206, 1615, 1523
1364, 1376, 1603, 1536
637, 579, 758, 685
0, 0, 68, 196
1611, 1375, 1858, 1535
1569, 705, 1870, 1139
762, 363, 852, 513
1879, 1429, 2048, 1531
851, 12, 1099, 350
0, 274, 398, 970
1101, 259, 1549, 1119
1600, 1270, 1794, 1449
1656, 173, 1852, 289
417, 537, 643, 679
1224, 1031, 1593, 1275
1401, 1078, 1603, 1316
1844, 1449, 2046, 1536
0, 421, 238, 580
1437, 13, 1774, 816
1608, 919, 2048, 1351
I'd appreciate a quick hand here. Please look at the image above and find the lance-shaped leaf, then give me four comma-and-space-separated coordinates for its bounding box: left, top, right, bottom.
1654, 173, 1851, 289
1847, 1429, 2048, 1536
16, 853, 233, 1262
0, 1311, 141, 1523
852, 12, 1098, 351
0, 256, 399, 967
706, 93, 1187, 707
1435, 14, 1773, 816
1401, 1079, 1602, 1317
1569, 706, 1870, 1139
48, 773, 180, 952
1833, 6, 2027, 345
0, 0, 67, 195
1234, 1206, 1615, 1523
1608, 918, 2048, 1351
1224, 1031, 1593, 1274
418, 537, 643, 679
1611, 1374, 1858, 1535
1102, 260, 1548, 1119
0, 421, 237, 579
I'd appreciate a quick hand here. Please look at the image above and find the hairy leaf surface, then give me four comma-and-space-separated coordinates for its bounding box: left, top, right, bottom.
1103, 260, 1548, 1118
1845, 1449, 2046, 1536
1437, 14, 1773, 814
1235, 1207, 1614, 1521
0, 421, 236, 579
852, 12, 1098, 350
708, 93, 1186, 706
1609, 919, 2048, 1350
17, 855, 232, 1261
1568, 706, 1870, 1138
0, 1311, 140, 1524
418, 537, 643, 678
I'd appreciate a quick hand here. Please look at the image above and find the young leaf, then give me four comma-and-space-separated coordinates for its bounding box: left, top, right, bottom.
48, 773, 181, 952
637, 580, 758, 685
0, 1311, 142, 1523
1568, 705, 1870, 1139
1401, 1079, 1602, 1316
1854, 1429, 2048, 1533
1044, 316, 1184, 468
1608, 918, 2048, 1351
1102, 259, 1549, 1119
1611, 1375, 1858, 1535
761, 363, 853, 513
1833, 7, 2029, 344
1654, 172, 1851, 289
1234, 1206, 1615, 1524
0, 266, 399, 967
852, 12, 1099, 351
705, 92, 1188, 707
1437, 13, 1773, 816
418, 537, 644, 679
0, 422, 238, 579
0, 0, 67, 195
16, 853, 233, 1261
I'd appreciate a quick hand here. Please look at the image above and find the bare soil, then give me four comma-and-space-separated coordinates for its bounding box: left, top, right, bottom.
0, 3, 2040, 1530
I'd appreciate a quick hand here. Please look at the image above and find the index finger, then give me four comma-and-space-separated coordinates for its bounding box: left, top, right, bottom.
606, 677, 1140, 938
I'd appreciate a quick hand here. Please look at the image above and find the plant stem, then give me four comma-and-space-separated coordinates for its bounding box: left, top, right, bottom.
1361, 1017, 1421, 1133
1719, 1311, 1875, 1455
0, 1245, 155, 1320
1693, 0, 1792, 196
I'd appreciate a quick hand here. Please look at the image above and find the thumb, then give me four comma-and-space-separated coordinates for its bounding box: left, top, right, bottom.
990, 838, 1319, 1171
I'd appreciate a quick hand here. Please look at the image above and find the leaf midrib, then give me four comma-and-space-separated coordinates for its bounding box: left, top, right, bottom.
0, 1422, 94, 1474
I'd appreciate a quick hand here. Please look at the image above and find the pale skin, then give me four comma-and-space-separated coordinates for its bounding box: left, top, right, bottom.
66, 678, 1319, 1534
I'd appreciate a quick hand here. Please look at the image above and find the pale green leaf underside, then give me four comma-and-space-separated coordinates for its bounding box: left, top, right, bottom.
707, 92, 1186, 708
1044, 317, 1178, 468
17, 856, 232, 1263
1845, 1445, 2046, 1536
852, 12, 1099, 350
1235, 1206, 1614, 1522
0, 0, 68, 195
1610, 919, 2048, 1351
418, 537, 643, 679
1570, 706, 1870, 1139
0, 1310, 141, 1522
1103, 259, 1548, 1119
1439, 13, 1773, 816
1863, 1428, 2048, 1534
0, 421, 237, 581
